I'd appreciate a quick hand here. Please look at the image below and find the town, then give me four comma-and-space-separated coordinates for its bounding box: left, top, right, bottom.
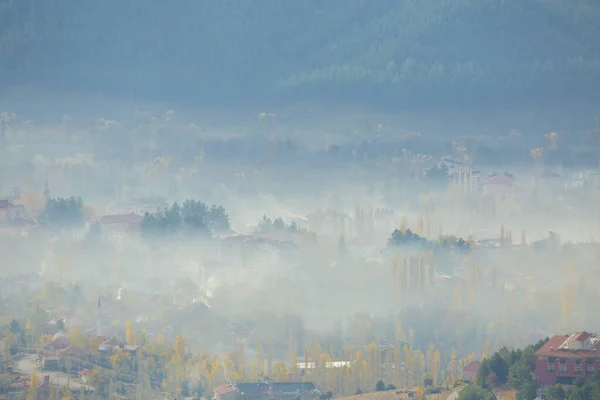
0, 106, 599, 400
2, 3, 600, 399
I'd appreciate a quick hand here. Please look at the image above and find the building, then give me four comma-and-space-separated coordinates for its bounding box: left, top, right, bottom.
37, 378, 52, 400
42, 356, 59, 370
535, 331, 600, 386
236, 383, 271, 400
96, 213, 144, 238
482, 173, 516, 199
214, 383, 240, 400
463, 361, 481, 382
271, 382, 318, 398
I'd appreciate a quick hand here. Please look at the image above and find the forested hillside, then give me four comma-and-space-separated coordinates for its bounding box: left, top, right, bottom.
1, 0, 600, 107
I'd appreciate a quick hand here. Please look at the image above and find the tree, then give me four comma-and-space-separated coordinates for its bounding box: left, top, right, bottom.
67, 326, 87, 349
508, 358, 533, 389
39, 196, 84, 229
141, 199, 229, 237
337, 235, 348, 260
126, 320, 134, 346
10, 319, 20, 334
56, 318, 65, 332
476, 360, 491, 387
14, 192, 45, 218
111, 350, 131, 373
544, 385, 565, 400
375, 380, 386, 391
516, 381, 537, 400
489, 353, 509, 384
26, 372, 37, 400
458, 384, 493, 400
175, 335, 187, 359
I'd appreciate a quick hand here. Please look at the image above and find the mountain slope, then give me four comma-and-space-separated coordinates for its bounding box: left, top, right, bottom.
1, 0, 600, 106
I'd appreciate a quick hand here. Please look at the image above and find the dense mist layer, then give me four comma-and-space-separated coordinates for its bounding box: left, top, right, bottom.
0, 104, 600, 399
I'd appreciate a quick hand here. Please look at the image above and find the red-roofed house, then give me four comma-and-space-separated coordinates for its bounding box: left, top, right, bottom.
463, 361, 481, 382
37, 379, 52, 400
96, 213, 144, 238
483, 173, 516, 199
214, 384, 240, 400
535, 331, 600, 387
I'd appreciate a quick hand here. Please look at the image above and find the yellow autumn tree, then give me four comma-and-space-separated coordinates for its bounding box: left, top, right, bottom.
125, 320, 134, 346
111, 349, 131, 373
67, 326, 87, 349
395, 321, 405, 343
454, 286, 463, 311
27, 372, 37, 400
432, 350, 441, 384
403, 345, 414, 388
14, 193, 45, 218
175, 335, 187, 359
272, 361, 288, 382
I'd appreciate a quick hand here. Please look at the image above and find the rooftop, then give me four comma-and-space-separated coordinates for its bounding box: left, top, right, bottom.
214, 384, 239, 395
483, 173, 516, 187
535, 331, 600, 358
98, 213, 143, 225
464, 361, 482, 373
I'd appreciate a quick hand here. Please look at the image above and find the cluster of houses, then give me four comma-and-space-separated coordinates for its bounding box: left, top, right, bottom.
214, 381, 319, 400
39, 329, 139, 378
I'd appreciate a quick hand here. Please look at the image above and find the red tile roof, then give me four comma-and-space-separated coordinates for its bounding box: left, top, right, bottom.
214, 384, 238, 396
463, 361, 481, 373
574, 332, 592, 342
98, 213, 143, 225
535, 332, 600, 359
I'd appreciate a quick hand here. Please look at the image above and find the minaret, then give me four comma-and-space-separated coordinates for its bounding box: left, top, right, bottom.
43, 169, 50, 201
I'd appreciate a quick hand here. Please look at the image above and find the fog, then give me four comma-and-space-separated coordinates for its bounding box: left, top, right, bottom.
2, 2, 600, 397
1, 96, 600, 398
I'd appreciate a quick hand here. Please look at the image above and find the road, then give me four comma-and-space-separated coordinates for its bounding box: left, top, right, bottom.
446, 390, 459, 400
17, 355, 93, 391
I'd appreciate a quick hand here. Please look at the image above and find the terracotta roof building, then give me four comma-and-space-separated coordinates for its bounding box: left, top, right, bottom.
535, 331, 600, 387
463, 361, 481, 382
214, 384, 240, 400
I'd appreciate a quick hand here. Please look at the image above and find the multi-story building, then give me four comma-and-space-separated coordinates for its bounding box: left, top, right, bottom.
535, 331, 600, 387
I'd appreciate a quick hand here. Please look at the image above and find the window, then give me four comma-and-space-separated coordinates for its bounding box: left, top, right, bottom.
575, 359, 582, 365
559, 366, 567, 375
575, 366, 583, 375
548, 357, 556, 363
560, 358, 567, 365
547, 365, 555, 373
587, 358, 595, 365
587, 364, 595, 372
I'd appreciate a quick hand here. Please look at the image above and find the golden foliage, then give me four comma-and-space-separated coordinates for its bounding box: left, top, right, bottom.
125, 320, 135, 346
14, 193, 45, 217
530, 147, 543, 160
